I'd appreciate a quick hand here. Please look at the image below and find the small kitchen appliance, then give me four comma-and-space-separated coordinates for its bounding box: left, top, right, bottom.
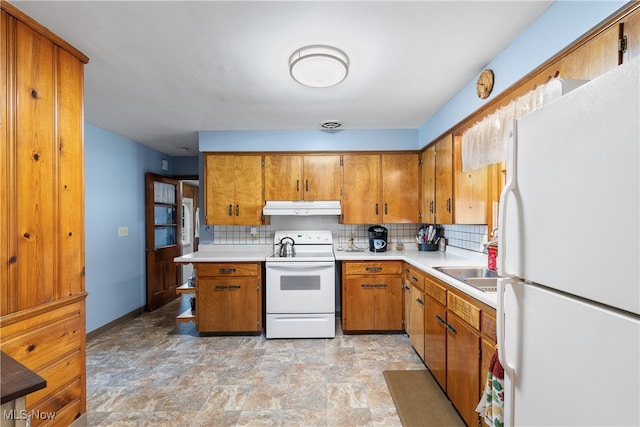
368, 225, 388, 252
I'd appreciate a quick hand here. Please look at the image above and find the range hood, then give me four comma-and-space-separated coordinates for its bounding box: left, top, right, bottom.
263, 200, 341, 216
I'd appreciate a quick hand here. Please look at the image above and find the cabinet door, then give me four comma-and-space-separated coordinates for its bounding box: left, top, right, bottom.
454, 132, 489, 224
402, 268, 412, 334
424, 295, 447, 390
205, 154, 236, 225
264, 155, 302, 200
435, 136, 453, 224
233, 155, 263, 225
562, 23, 620, 80
446, 314, 481, 427
342, 154, 381, 224
205, 155, 262, 225
421, 146, 436, 224
408, 284, 425, 360
303, 155, 341, 200
342, 276, 375, 330
623, 7, 640, 63
198, 277, 259, 332
374, 276, 403, 330
382, 153, 420, 223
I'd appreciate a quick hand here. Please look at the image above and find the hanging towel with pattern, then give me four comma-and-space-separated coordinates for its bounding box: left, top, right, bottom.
476, 348, 505, 427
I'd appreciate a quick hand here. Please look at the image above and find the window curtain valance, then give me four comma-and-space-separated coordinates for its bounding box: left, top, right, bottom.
461, 78, 576, 172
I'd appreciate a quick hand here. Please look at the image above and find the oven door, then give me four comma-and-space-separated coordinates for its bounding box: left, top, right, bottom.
266, 261, 335, 313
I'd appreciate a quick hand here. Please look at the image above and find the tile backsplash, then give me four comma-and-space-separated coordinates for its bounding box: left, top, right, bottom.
202, 217, 489, 253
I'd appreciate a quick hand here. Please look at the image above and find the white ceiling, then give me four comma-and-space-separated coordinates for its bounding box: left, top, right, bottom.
13, 1, 553, 156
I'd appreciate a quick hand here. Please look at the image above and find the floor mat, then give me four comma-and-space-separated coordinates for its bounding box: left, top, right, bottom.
383, 370, 465, 427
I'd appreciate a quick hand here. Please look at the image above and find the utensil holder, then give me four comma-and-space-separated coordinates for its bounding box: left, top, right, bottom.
418, 243, 439, 251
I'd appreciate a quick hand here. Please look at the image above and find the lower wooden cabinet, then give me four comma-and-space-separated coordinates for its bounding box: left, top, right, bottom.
408, 270, 497, 427
405, 265, 426, 359
342, 261, 403, 332
195, 262, 262, 333
0, 296, 86, 426
424, 278, 448, 390
446, 311, 481, 427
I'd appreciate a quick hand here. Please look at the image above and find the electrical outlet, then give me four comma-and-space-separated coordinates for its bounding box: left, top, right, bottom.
118, 226, 129, 237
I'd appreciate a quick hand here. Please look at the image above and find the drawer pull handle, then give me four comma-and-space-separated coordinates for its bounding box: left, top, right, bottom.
411, 275, 419, 282
435, 314, 446, 325
365, 267, 382, 272
416, 298, 424, 306
219, 268, 236, 274
446, 323, 457, 335
215, 285, 241, 290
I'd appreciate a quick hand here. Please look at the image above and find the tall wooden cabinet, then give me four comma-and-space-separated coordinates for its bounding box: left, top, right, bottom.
1, 3, 89, 425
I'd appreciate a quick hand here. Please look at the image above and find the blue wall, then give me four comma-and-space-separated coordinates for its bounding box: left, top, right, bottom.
418, 1, 628, 147
198, 129, 418, 152
85, 124, 178, 333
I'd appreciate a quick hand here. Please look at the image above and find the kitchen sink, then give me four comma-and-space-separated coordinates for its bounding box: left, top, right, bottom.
433, 266, 499, 292
463, 277, 498, 292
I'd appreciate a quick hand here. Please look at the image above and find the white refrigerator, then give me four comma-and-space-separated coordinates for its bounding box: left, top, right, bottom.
497, 57, 640, 426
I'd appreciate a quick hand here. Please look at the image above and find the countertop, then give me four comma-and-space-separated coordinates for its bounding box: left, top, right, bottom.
1, 352, 47, 404
175, 244, 496, 308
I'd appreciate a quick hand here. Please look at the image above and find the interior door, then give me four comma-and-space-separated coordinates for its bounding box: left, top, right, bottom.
145, 172, 181, 311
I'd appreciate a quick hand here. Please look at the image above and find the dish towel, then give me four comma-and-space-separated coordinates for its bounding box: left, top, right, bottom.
476, 348, 505, 427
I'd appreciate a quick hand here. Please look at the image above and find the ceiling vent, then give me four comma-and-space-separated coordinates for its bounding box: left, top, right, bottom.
320, 120, 341, 130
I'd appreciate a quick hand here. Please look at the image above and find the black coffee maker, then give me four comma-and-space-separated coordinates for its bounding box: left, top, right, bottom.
368, 225, 388, 252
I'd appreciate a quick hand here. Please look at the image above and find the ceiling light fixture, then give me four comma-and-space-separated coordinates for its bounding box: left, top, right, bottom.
289, 45, 349, 88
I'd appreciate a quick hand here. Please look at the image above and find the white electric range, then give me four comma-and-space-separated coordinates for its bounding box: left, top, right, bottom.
265, 230, 336, 339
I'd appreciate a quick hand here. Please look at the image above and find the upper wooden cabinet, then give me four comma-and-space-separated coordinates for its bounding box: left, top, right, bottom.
453, 134, 489, 225
204, 154, 263, 225
422, 135, 453, 224
342, 153, 420, 224
421, 145, 436, 224
622, 7, 640, 63
382, 154, 420, 223
264, 154, 341, 201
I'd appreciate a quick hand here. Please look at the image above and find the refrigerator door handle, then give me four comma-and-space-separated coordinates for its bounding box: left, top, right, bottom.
497, 277, 517, 427
498, 120, 518, 278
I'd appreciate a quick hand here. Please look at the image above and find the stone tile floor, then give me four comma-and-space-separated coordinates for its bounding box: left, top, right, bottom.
85, 296, 427, 426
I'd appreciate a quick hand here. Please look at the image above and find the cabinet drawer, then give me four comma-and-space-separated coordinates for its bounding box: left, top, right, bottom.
197, 263, 259, 277
345, 261, 403, 275
404, 266, 425, 291
481, 311, 497, 342
424, 276, 447, 306
1, 312, 82, 371
447, 292, 480, 331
